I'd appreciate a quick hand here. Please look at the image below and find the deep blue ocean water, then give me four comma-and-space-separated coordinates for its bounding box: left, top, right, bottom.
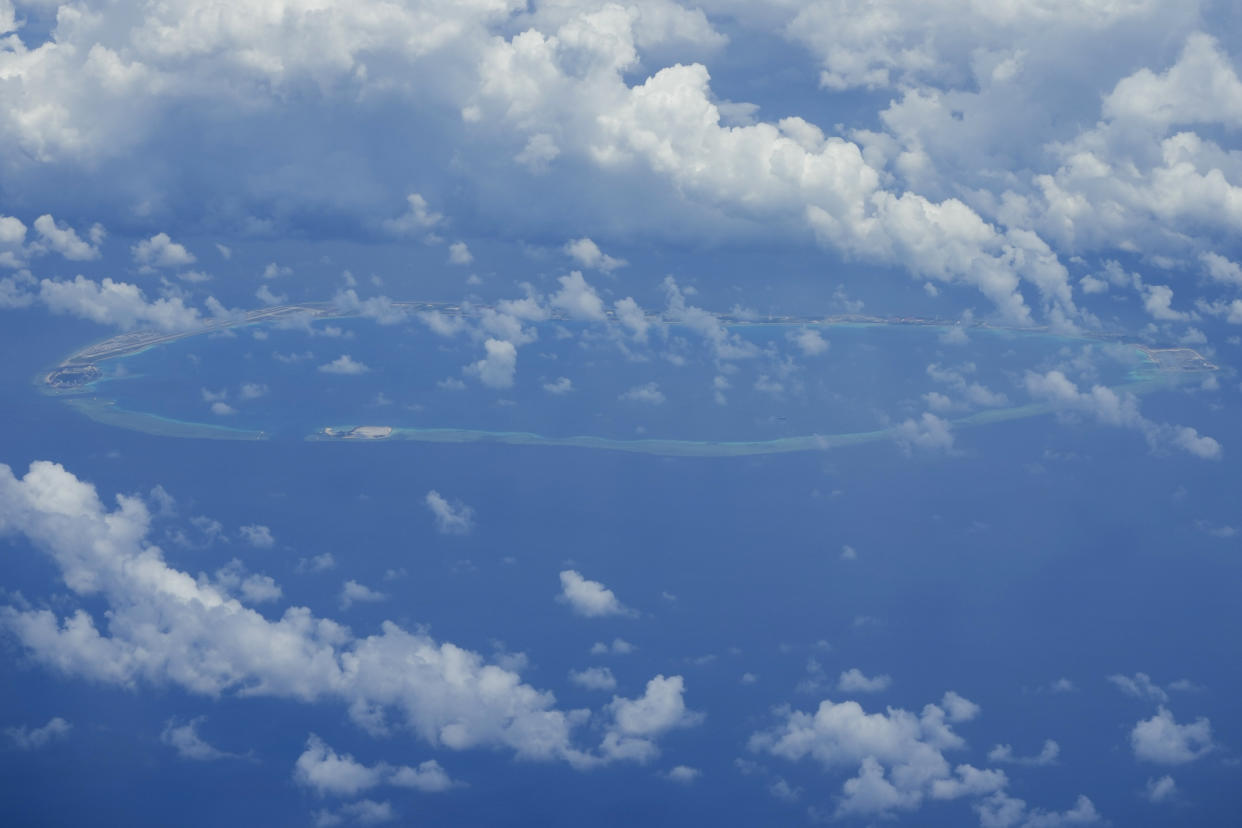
2, 309, 1239, 826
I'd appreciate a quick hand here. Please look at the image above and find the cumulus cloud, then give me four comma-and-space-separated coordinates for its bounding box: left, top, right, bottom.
0, 461, 689, 769
599, 675, 703, 763
564, 238, 626, 272
974, 791, 1100, 828
749, 691, 1032, 819
926, 363, 1008, 408
569, 667, 617, 691
465, 338, 517, 389
319, 355, 370, 375
988, 740, 1059, 767
214, 559, 283, 605
340, 580, 387, 610
620, 382, 665, 405
424, 491, 473, 535
1130, 707, 1213, 764
332, 290, 407, 325
132, 232, 195, 269
550, 271, 607, 321
161, 717, 239, 761
6, 717, 71, 749
894, 412, 955, 454
1201, 252, 1242, 287
383, 193, 443, 237
591, 638, 636, 656
558, 570, 632, 618
1108, 672, 1169, 703
295, 734, 456, 797
255, 284, 288, 306
837, 668, 891, 693
448, 242, 473, 265
313, 799, 395, 826
33, 215, 103, 261
1025, 371, 1221, 459
789, 328, 829, 356
613, 297, 649, 342
543, 377, 573, 395
661, 277, 757, 361
37, 276, 203, 331
665, 765, 700, 783
1145, 775, 1177, 803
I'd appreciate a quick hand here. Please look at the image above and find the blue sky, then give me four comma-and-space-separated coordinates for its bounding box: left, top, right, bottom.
2, 1, 1242, 826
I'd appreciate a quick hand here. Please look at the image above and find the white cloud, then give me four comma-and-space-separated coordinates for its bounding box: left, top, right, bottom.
1145, 775, 1177, 803
298, 553, 337, 574
383, 193, 443, 236
210, 401, 236, 416
132, 232, 195, 268
420, 310, 468, 338
6, 717, 71, 749
543, 377, 573, 395
424, 491, 473, 535
256, 284, 287, 306
340, 580, 387, 610
600, 674, 703, 763
1026, 371, 1221, 459
465, 338, 518, 389
34, 215, 103, 261
295, 734, 456, 797
448, 241, 473, 265
988, 740, 1059, 767
662, 277, 758, 361
1201, 252, 1242, 287
613, 297, 649, 342
591, 638, 635, 656
1141, 284, 1188, 321
1108, 672, 1169, 703
38, 276, 203, 331
0, 461, 690, 768
1131, 707, 1213, 764
239, 383, 268, 400
558, 570, 632, 618
837, 668, 891, 693
941, 691, 981, 723
620, 382, 665, 405
569, 667, 617, 691
564, 238, 626, 272
894, 412, 955, 454
550, 271, 607, 320
239, 524, 275, 548
749, 691, 1008, 818
319, 355, 370, 375
214, 558, 283, 605
319, 799, 395, 826
789, 328, 829, 356
515, 132, 560, 171
665, 765, 700, 783
332, 290, 407, 325
161, 717, 238, 761
926, 362, 1008, 408
975, 792, 1101, 828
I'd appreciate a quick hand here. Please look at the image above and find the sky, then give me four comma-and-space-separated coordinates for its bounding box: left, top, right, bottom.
1, 1, 1242, 826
